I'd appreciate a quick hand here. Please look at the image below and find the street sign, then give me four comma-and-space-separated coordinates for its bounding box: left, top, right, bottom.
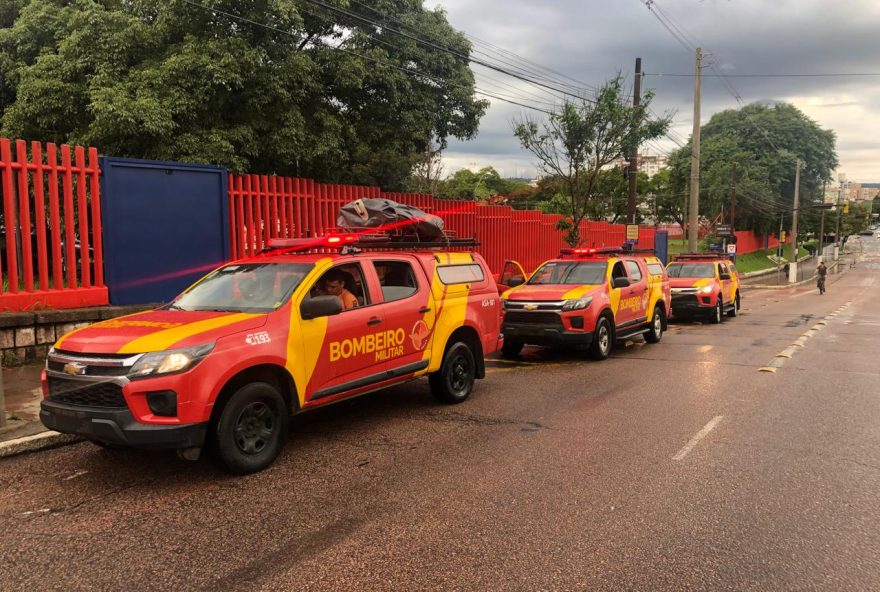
727, 244, 737, 254
709, 243, 723, 251
626, 224, 639, 240
716, 224, 733, 237
780, 230, 786, 242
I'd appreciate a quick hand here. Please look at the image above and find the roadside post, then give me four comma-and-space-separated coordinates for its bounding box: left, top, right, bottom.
0, 366, 5, 427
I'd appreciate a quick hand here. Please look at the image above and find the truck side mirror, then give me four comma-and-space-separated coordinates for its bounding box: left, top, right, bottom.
507, 277, 524, 288
301, 295, 343, 320
719, 273, 731, 280
612, 276, 630, 289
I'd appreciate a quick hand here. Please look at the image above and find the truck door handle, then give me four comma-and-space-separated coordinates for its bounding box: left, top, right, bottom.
367, 317, 382, 326
419, 307, 431, 313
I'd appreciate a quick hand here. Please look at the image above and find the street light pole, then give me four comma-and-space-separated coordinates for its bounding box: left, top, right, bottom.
789, 159, 801, 283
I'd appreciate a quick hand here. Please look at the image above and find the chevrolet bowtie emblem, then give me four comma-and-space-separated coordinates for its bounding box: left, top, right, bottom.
63, 362, 86, 376
524, 303, 538, 311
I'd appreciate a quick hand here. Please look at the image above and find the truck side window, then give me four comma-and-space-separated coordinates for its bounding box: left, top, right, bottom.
624, 260, 643, 281
310, 264, 369, 309
611, 261, 627, 280
374, 261, 418, 302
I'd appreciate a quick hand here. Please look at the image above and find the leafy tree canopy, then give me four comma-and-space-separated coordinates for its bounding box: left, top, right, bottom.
438, 166, 529, 200
0, 0, 487, 189
513, 76, 670, 246
667, 102, 838, 235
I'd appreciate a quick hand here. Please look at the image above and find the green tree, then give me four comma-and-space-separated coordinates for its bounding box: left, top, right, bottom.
667, 103, 838, 235
0, 0, 487, 189
438, 166, 525, 200
513, 76, 669, 246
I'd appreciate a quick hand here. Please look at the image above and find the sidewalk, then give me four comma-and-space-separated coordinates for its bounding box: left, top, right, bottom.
1, 364, 48, 442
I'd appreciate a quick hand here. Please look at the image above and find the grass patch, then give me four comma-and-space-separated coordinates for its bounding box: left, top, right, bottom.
735, 245, 808, 274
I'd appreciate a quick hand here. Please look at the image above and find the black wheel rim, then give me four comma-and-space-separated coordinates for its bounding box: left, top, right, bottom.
234, 401, 276, 455
449, 353, 472, 394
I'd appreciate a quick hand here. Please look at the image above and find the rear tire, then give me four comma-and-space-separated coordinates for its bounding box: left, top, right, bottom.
429, 342, 476, 404
501, 339, 524, 357
727, 293, 740, 317
644, 307, 664, 343
589, 316, 613, 360
211, 382, 288, 475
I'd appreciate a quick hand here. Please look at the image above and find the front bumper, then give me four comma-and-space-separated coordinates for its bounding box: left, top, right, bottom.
502, 322, 594, 348
40, 400, 207, 450
671, 294, 715, 316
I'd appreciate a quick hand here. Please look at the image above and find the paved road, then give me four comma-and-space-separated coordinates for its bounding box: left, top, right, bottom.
2, 238, 880, 591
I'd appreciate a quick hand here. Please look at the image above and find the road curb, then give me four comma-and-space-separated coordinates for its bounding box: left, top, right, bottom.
0, 430, 82, 459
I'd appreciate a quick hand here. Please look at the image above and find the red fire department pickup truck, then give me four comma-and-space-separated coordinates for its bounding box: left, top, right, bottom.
500, 247, 671, 359
40, 235, 502, 474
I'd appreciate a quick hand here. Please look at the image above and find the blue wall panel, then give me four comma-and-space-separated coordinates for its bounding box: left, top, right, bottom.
100, 158, 229, 305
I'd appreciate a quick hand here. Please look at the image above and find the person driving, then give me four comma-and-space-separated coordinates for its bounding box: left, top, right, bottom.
321, 268, 358, 310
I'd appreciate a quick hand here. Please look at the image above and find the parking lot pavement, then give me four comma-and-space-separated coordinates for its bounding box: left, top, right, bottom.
1, 241, 878, 591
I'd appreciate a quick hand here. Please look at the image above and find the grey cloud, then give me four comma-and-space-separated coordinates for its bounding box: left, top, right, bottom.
437, 0, 880, 180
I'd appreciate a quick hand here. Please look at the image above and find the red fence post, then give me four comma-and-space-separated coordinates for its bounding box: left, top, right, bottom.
31, 142, 49, 291
88, 147, 104, 287
60, 145, 76, 290
46, 143, 63, 290
74, 146, 91, 288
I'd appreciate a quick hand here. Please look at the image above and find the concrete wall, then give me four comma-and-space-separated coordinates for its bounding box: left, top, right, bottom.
0, 305, 155, 366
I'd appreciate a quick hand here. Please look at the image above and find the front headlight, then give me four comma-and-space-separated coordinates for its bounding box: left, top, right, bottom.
562, 297, 593, 311
700, 286, 713, 294
129, 343, 215, 379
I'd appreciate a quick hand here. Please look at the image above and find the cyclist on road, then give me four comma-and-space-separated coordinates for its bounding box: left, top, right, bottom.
816, 261, 828, 295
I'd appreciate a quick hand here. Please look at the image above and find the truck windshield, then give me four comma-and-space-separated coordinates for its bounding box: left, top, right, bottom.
666, 263, 716, 278
170, 263, 314, 313
528, 261, 607, 285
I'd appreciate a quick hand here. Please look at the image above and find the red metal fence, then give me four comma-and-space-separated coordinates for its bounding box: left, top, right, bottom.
0, 139, 107, 311
228, 174, 659, 273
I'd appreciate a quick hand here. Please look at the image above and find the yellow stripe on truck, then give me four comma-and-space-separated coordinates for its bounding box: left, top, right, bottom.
55, 311, 152, 350
117, 313, 262, 354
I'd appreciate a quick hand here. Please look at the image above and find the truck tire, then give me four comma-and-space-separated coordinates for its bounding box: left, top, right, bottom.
727, 292, 740, 317
501, 339, 524, 357
211, 382, 289, 475
589, 316, 613, 360
711, 299, 724, 324
644, 307, 664, 344
429, 341, 476, 404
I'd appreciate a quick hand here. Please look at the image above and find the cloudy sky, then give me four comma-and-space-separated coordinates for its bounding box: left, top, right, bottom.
434, 0, 880, 183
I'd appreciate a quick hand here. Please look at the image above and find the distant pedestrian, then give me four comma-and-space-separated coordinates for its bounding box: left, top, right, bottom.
816, 261, 827, 295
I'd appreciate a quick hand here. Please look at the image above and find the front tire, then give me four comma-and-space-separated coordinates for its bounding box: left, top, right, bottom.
644, 307, 664, 343
589, 316, 613, 360
211, 382, 288, 475
711, 298, 724, 324
430, 342, 476, 404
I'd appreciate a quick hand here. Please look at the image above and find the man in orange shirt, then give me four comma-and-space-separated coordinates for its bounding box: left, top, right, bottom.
321, 269, 359, 309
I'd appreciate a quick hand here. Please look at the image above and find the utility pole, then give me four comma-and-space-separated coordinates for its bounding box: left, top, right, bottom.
835, 183, 843, 260
687, 47, 702, 253
627, 57, 642, 225
789, 159, 801, 283
730, 164, 737, 228
819, 207, 826, 261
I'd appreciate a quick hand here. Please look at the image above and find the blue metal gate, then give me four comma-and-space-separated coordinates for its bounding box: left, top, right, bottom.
654, 230, 669, 264
100, 158, 229, 305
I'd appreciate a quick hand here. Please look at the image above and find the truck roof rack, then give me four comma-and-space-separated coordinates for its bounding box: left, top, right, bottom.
672, 253, 729, 261
263, 233, 479, 255
559, 246, 623, 257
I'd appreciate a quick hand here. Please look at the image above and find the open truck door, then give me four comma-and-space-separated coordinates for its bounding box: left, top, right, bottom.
497, 260, 527, 293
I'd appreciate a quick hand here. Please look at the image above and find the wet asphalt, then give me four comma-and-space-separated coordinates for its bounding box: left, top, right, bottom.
2, 236, 880, 591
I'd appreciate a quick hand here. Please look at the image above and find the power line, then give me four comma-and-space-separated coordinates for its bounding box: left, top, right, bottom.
298, 0, 600, 102
182, 0, 556, 115
645, 72, 880, 78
